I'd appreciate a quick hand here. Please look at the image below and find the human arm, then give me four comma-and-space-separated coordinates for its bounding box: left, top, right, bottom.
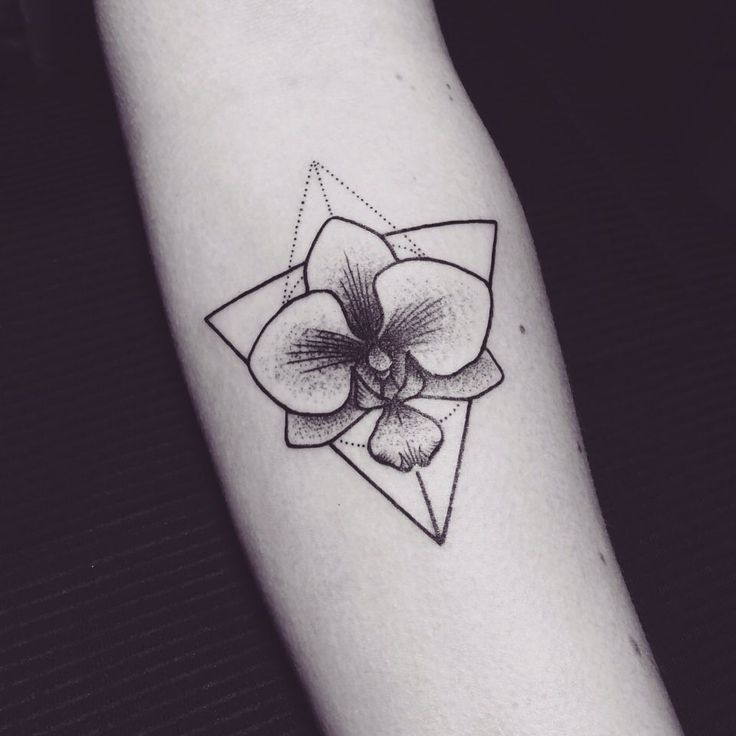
96, 2, 683, 734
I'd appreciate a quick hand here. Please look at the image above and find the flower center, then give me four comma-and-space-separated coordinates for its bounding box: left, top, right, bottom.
367, 345, 392, 373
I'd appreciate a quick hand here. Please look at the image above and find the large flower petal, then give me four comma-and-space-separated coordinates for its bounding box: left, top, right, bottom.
368, 403, 443, 472
249, 292, 361, 414
375, 259, 491, 375
421, 350, 503, 400
305, 217, 397, 340
286, 399, 366, 446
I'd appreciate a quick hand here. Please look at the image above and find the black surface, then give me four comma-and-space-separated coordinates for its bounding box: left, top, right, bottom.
1, 2, 734, 734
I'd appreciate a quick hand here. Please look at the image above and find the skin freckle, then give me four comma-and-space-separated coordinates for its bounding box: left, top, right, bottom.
629, 636, 643, 658
395, 72, 403, 81
519, 324, 526, 334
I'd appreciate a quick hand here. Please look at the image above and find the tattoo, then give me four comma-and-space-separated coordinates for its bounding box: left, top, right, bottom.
205, 161, 504, 544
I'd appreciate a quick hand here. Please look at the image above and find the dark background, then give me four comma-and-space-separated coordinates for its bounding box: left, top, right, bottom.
1, 1, 734, 734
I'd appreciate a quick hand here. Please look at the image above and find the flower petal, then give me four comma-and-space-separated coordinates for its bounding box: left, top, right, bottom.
286, 400, 366, 446
368, 403, 443, 472
395, 353, 425, 401
249, 292, 361, 414
354, 371, 385, 410
375, 259, 491, 375
305, 217, 397, 340
354, 362, 383, 396
421, 350, 503, 400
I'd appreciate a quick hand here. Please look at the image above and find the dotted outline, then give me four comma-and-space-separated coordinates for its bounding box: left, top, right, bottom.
317, 163, 426, 257
282, 163, 316, 305
282, 161, 428, 308
314, 164, 334, 216
335, 401, 463, 449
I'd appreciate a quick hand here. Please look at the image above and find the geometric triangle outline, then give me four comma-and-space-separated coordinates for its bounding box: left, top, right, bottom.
205, 161, 498, 545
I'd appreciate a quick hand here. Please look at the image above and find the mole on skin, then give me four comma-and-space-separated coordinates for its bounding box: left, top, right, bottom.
629, 635, 643, 658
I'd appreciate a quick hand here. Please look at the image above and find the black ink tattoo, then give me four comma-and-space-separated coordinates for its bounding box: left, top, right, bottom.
205, 161, 504, 544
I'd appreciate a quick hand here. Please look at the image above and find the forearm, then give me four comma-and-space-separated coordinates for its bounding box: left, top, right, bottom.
97, 2, 682, 734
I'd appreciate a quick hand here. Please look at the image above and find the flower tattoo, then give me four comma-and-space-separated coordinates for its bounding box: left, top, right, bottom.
250, 218, 498, 472
205, 160, 504, 543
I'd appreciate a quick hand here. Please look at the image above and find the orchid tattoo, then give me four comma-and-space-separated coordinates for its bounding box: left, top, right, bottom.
205, 161, 504, 544
251, 218, 497, 472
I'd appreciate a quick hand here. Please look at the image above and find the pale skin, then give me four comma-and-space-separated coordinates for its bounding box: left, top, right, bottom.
96, 2, 684, 734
